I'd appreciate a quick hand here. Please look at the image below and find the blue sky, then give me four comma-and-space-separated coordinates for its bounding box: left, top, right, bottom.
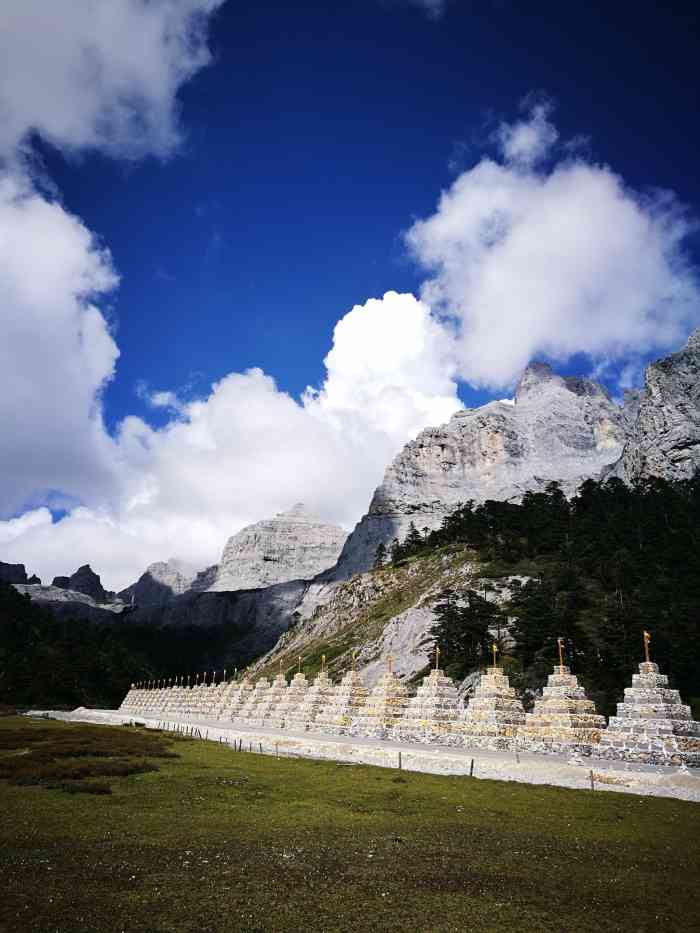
38, 0, 700, 424
1, 0, 699, 588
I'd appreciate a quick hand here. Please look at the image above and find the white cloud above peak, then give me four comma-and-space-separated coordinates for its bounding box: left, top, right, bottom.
407, 103, 700, 388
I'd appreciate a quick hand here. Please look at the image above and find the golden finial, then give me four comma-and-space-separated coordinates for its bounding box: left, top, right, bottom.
434, 645, 440, 670
196, 673, 199, 685
387, 655, 393, 674
279, 658, 283, 674
491, 642, 498, 668
321, 654, 326, 672
557, 637, 565, 670
223, 669, 227, 682
643, 630, 651, 663
352, 651, 358, 672
298, 655, 302, 673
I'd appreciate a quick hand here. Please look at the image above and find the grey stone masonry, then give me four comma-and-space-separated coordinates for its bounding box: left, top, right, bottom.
266, 672, 309, 729
311, 670, 369, 734
393, 669, 463, 745
285, 671, 335, 731
517, 665, 606, 754
235, 677, 271, 721
351, 670, 411, 738
462, 667, 526, 749
596, 662, 700, 766
225, 677, 256, 720
248, 674, 289, 727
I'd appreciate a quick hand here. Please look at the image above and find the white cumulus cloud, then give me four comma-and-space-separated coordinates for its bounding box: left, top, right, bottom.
1, 293, 461, 589
407, 103, 700, 388
0, 0, 225, 162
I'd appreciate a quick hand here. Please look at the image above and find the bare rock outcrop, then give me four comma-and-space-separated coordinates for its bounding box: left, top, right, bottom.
0, 561, 28, 585
208, 503, 347, 592
612, 329, 700, 484
52, 564, 112, 602
332, 364, 628, 578
118, 559, 199, 608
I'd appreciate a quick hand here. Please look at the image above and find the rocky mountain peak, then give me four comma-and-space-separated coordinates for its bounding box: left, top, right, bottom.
208, 505, 347, 592
514, 362, 557, 402
118, 558, 199, 607
51, 564, 112, 603
274, 502, 318, 522
331, 364, 628, 579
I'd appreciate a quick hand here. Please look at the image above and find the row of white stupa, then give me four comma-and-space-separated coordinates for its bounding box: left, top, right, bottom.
120, 659, 700, 766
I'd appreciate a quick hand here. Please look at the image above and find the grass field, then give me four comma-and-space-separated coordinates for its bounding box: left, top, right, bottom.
1, 716, 698, 933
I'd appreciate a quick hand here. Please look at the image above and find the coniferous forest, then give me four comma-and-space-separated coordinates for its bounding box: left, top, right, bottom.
391, 475, 700, 715
1, 475, 699, 715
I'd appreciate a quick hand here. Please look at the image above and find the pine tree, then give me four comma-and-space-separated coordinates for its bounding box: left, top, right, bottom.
374, 542, 387, 568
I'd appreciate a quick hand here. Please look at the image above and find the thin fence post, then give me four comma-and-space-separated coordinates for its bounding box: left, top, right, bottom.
398, 751, 402, 770
590, 770, 595, 791
470, 759, 474, 778
259, 742, 263, 755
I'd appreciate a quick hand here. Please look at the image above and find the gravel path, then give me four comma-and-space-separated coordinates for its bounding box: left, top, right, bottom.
28, 707, 700, 804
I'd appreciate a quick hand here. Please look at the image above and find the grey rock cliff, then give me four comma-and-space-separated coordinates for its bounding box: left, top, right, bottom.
612, 329, 700, 484
52, 564, 112, 602
0, 561, 28, 585
118, 559, 199, 607
332, 363, 628, 578
208, 503, 347, 592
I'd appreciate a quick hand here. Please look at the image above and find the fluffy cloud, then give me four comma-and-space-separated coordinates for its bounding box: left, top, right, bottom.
0, 171, 121, 516
407, 104, 700, 388
0, 0, 224, 161
1, 293, 461, 589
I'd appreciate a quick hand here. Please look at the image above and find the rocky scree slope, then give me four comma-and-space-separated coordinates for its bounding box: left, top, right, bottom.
251, 548, 523, 690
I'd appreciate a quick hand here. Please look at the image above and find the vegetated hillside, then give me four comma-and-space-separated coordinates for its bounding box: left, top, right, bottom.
0, 584, 252, 710
256, 475, 700, 716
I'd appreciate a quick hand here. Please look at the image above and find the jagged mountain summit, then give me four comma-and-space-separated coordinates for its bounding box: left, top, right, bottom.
332, 362, 632, 578
51, 564, 113, 602
208, 503, 347, 592
118, 559, 200, 607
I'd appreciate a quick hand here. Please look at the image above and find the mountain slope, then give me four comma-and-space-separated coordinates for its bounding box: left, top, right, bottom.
332, 363, 629, 578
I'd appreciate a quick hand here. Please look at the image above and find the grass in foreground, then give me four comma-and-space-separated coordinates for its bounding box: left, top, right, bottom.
0, 716, 698, 933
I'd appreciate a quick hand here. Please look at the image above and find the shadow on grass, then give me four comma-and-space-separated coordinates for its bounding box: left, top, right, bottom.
0, 720, 178, 794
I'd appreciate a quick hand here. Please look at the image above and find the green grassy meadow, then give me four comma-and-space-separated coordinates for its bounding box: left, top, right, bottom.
1, 716, 698, 933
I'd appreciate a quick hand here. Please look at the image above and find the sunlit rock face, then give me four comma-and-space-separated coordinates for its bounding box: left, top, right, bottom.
332, 363, 629, 578
612, 329, 700, 485
207, 503, 347, 592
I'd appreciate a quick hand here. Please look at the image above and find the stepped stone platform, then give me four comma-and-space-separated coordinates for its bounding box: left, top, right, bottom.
351, 669, 411, 737
212, 680, 241, 718
311, 670, 368, 734
248, 673, 289, 726
517, 666, 606, 754
392, 669, 462, 745
285, 671, 335, 731
225, 677, 256, 720
266, 672, 309, 728
236, 677, 271, 721
596, 662, 700, 766
462, 666, 527, 749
